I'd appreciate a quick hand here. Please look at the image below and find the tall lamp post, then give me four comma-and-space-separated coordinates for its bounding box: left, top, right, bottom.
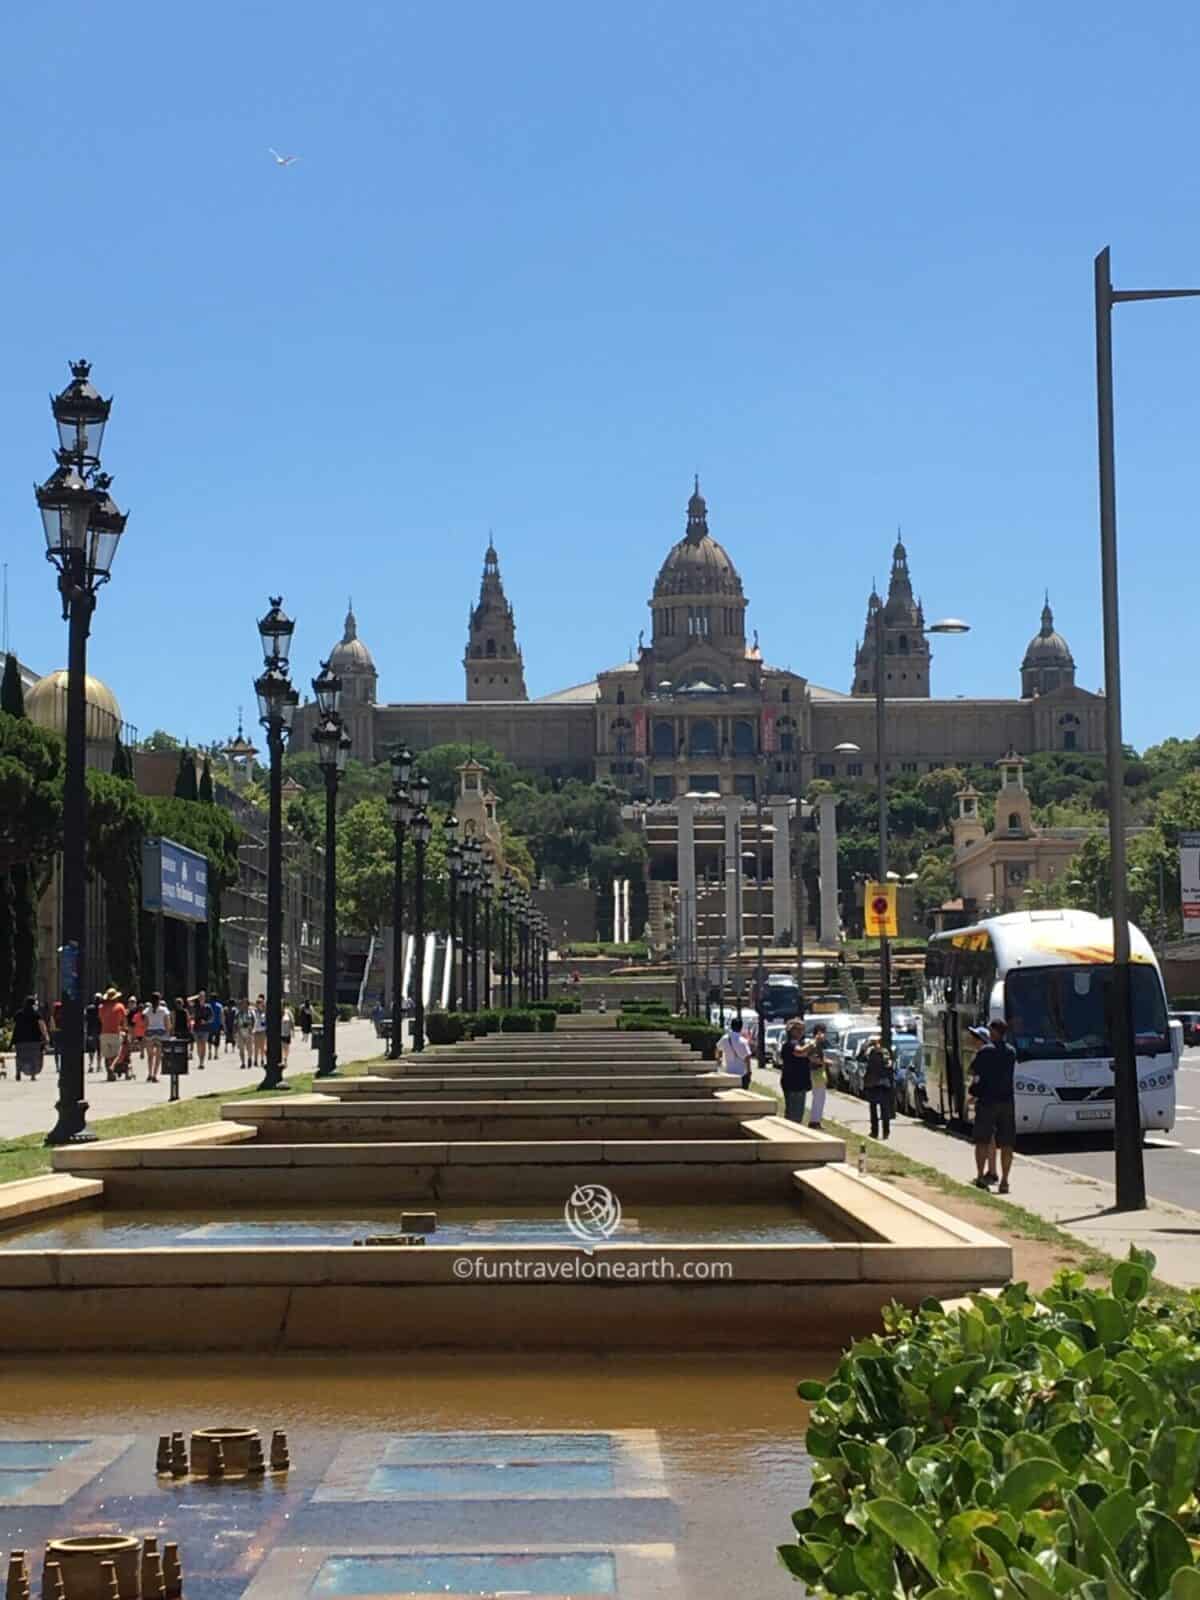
410, 778, 431, 1050
500, 874, 515, 1008
541, 912, 551, 1000
466, 837, 482, 1011
388, 746, 413, 1059
312, 661, 349, 1078
444, 814, 461, 1011
38, 361, 127, 1146
481, 852, 495, 1008
838, 605, 969, 1059
1094, 248, 1200, 1210
254, 599, 298, 1092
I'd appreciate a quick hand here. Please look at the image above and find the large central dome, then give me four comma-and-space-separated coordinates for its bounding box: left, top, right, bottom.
652, 479, 744, 599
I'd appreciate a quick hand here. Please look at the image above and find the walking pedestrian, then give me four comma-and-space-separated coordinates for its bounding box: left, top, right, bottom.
280, 1001, 294, 1065
172, 996, 192, 1040
188, 991, 212, 1067
144, 991, 170, 1082
779, 1020, 812, 1125
299, 1000, 313, 1041
252, 994, 268, 1066
969, 1019, 1017, 1193
807, 1023, 829, 1128
863, 1036, 894, 1140
11, 996, 48, 1081
224, 999, 238, 1054
235, 997, 254, 1068
715, 1017, 752, 1084
84, 993, 102, 1074
98, 988, 128, 1081
127, 995, 147, 1070
208, 996, 224, 1060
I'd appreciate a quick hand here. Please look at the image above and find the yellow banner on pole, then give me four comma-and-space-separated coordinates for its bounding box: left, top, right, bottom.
864, 881, 898, 938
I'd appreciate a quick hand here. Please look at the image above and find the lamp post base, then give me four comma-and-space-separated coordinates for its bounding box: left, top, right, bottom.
44, 1098, 96, 1147
255, 1073, 291, 1093
314, 1067, 339, 1080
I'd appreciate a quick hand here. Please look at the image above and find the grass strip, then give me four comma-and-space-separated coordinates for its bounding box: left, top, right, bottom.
0, 1055, 380, 1188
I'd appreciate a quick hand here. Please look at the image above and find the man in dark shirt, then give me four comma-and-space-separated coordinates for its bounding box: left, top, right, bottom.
970, 1019, 1017, 1193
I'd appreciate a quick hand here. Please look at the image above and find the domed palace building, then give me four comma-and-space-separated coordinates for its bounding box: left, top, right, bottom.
291, 481, 1103, 946
295, 481, 1103, 788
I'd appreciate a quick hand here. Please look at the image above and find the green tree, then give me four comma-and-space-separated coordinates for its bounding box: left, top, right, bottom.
198, 757, 214, 804
141, 729, 181, 753
414, 743, 519, 807
110, 731, 133, 780
915, 766, 966, 826
173, 750, 198, 801
1, 654, 25, 717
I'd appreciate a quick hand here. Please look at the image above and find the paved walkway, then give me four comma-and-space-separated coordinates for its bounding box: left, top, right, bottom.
753, 1062, 1200, 1291
0, 1018, 385, 1140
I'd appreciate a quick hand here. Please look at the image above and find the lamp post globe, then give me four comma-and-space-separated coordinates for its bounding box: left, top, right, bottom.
51, 358, 111, 466
258, 596, 295, 666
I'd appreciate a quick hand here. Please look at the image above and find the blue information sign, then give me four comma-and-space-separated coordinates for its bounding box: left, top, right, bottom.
142, 837, 209, 924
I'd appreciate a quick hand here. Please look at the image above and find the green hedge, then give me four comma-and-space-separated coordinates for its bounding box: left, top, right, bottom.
620, 999, 672, 1015
425, 1013, 466, 1046
671, 1022, 721, 1056
617, 1015, 673, 1033
538, 997, 582, 1014
781, 1251, 1200, 1598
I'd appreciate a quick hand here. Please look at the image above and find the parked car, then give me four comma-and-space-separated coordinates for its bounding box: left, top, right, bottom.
890, 1007, 920, 1036
1171, 1011, 1200, 1047
764, 1021, 786, 1065
832, 1025, 876, 1094
893, 1037, 925, 1118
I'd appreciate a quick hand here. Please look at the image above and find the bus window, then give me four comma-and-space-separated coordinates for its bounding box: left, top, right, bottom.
1006, 965, 1169, 1061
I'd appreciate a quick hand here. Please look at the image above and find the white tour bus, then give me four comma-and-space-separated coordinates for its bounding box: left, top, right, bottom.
923, 909, 1179, 1135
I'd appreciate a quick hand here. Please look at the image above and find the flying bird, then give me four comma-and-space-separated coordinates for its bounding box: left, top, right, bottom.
269, 148, 300, 167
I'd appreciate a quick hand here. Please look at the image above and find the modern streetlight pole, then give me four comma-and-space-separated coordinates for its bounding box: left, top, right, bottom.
312, 661, 349, 1079
387, 746, 413, 1059
254, 599, 298, 1092
38, 361, 127, 1146
1094, 247, 1200, 1210
410, 782, 432, 1051
838, 606, 969, 1059
754, 766, 767, 1070
444, 813, 461, 1011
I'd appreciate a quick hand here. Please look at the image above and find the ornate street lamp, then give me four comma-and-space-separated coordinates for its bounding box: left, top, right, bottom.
255, 598, 298, 1092
410, 801, 432, 1050
465, 836, 482, 1012
445, 813, 462, 1011
388, 745, 413, 1058
480, 851, 495, 1009
38, 361, 127, 1146
312, 660, 348, 1078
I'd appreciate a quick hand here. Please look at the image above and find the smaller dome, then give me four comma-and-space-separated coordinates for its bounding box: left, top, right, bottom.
25, 670, 121, 743
652, 479, 745, 600
1022, 597, 1074, 668
329, 603, 376, 674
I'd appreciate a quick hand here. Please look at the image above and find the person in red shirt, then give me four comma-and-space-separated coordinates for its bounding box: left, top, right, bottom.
97, 988, 128, 1081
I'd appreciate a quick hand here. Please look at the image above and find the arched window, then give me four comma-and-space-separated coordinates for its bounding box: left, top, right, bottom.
689, 719, 718, 756
778, 716, 796, 754
1008, 812, 1022, 832
781, 687, 790, 704
616, 688, 625, 705
899, 635, 909, 653
652, 721, 675, 758
733, 720, 755, 756
612, 717, 632, 757
485, 638, 496, 657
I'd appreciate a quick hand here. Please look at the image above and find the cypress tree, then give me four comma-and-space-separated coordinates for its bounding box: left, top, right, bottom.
1, 653, 24, 717
198, 756, 214, 804
111, 731, 133, 780
174, 749, 198, 801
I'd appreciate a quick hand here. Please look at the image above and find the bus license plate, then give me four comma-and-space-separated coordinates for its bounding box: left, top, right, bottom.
1076, 1109, 1109, 1121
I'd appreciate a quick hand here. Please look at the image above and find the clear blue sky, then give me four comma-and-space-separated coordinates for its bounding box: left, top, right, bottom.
2, 0, 1198, 752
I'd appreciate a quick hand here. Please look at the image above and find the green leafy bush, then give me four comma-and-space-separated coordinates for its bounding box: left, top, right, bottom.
499, 1010, 539, 1032
671, 1022, 721, 1056
425, 1013, 466, 1046
616, 1015, 671, 1033
620, 999, 672, 1015
536, 1009, 557, 1032
780, 1251, 1200, 1599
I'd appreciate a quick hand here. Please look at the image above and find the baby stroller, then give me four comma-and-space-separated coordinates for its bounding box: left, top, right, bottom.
108, 1029, 135, 1081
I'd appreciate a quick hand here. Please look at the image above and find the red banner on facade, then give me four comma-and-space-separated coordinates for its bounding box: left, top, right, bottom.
633, 709, 647, 756
760, 706, 777, 754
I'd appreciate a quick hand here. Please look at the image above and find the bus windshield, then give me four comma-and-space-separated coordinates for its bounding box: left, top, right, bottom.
760, 981, 801, 1020
1005, 964, 1169, 1061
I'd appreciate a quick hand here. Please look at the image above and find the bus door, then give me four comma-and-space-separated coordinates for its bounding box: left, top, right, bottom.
943, 1007, 966, 1123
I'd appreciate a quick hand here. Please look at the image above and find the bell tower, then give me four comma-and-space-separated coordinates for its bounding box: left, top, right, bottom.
464, 541, 528, 702
852, 536, 930, 697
